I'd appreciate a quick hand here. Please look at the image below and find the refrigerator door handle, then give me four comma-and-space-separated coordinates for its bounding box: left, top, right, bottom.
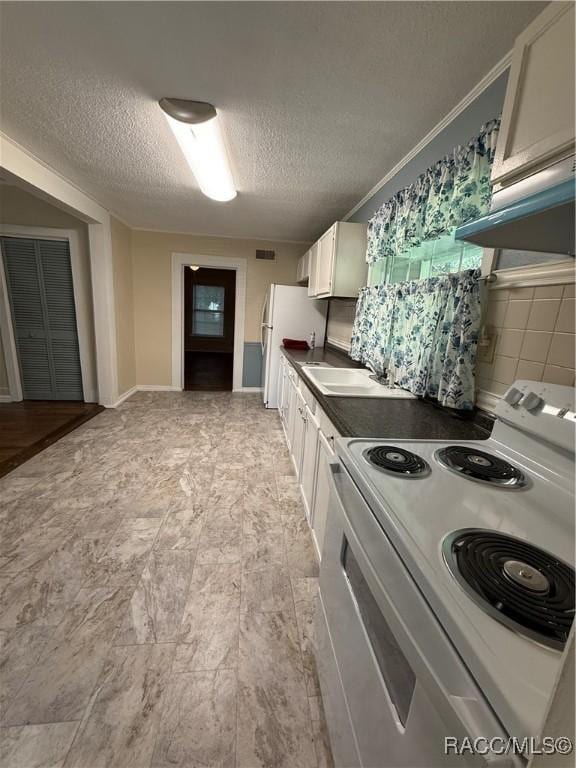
260, 295, 268, 354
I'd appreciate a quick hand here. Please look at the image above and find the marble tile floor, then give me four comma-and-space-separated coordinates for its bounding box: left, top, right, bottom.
0, 391, 333, 768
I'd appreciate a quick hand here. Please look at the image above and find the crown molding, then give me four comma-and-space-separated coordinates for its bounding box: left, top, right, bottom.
131, 225, 311, 246
343, 50, 513, 222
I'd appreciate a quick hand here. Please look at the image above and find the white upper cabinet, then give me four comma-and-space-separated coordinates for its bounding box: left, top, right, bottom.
308, 221, 367, 299
316, 227, 336, 295
296, 249, 310, 284
491, 2, 575, 187
307, 242, 319, 297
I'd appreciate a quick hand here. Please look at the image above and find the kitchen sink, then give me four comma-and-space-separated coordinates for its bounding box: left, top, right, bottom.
301, 366, 415, 399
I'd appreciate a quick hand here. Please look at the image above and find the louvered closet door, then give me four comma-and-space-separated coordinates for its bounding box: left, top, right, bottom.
2, 237, 84, 400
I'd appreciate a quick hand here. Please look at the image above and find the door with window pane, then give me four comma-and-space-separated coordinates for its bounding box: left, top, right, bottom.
184, 267, 236, 390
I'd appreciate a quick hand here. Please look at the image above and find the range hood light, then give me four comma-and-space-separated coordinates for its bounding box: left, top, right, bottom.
160, 98, 236, 203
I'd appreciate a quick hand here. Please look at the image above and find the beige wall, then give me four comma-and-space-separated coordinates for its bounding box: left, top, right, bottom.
0, 185, 98, 400
110, 216, 136, 395
0, 185, 91, 232
132, 230, 305, 386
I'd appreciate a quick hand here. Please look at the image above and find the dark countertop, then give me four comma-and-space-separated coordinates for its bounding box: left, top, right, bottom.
281, 345, 493, 440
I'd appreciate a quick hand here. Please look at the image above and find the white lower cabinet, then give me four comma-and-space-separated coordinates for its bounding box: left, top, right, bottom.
291, 388, 307, 478
278, 355, 341, 561
300, 405, 320, 522
277, 357, 287, 418
310, 429, 334, 560
286, 372, 298, 450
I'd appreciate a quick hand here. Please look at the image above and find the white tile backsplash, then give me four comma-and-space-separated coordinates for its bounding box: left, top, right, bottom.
326, 278, 576, 403
480, 280, 575, 399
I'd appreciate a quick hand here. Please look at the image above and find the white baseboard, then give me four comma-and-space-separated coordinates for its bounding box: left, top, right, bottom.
109, 385, 138, 408
108, 384, 182, 408
0, 393, 12, 402
109, 384, 262, 408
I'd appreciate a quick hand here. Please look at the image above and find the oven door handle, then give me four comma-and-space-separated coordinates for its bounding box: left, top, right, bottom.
327, 458, 368, 534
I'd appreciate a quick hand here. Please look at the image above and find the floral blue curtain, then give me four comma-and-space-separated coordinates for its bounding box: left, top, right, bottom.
351, 269, 481, 410
366, 119, 500, 264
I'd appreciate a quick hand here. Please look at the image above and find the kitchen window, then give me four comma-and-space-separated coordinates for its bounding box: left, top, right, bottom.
369, 230, 483, 286
191, 285, 225, 337
342, 538, 416, 726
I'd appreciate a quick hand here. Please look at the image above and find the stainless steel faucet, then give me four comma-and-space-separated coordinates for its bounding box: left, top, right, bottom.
366, 360, 389, 386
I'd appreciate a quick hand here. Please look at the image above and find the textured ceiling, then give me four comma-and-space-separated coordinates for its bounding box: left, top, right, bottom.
0, 2, 545, 241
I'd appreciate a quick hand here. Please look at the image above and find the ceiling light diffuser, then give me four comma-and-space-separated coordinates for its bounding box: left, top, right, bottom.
160, 98, 236, 203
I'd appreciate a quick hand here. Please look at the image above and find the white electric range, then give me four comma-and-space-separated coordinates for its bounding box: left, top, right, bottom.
315, 380, 575, 768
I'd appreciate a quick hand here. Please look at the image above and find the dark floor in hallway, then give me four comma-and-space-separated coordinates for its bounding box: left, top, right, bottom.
184, 350, 233, 391
0, 401, 103, 479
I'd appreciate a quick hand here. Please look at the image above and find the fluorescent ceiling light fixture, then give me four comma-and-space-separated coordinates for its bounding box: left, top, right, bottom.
160, 98, 236, 202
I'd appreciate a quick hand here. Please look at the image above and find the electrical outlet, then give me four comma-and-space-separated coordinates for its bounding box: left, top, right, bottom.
477, 325, 497, 364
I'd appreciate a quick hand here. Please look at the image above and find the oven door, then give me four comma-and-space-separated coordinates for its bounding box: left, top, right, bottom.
316, 458, 521, 768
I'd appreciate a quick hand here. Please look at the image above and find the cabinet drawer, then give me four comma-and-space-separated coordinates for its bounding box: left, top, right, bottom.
299, 379, 317, 414
286, 363, 299, 386
318, 407, 341, 446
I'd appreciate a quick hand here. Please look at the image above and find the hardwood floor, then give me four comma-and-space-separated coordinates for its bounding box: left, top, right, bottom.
184, 351, 233, 391
0, 401, 104, 478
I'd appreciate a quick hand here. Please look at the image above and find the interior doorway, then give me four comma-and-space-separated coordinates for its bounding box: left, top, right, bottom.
1, 235, 85, 400
183, 266, 236, 391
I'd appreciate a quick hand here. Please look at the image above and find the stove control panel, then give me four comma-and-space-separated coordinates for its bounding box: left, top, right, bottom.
497, 380, 575, 453
519, 391, 545, 412
503, 387, 523, 406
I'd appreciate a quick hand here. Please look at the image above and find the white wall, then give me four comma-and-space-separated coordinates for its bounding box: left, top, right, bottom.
110, 216, 136, 396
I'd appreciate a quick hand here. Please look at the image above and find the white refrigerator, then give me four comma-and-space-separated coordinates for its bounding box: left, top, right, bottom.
261, 284, 327, 408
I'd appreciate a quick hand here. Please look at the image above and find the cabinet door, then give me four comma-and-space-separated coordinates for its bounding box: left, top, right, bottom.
2, 237, 84, 401
284, 374, 295, 444
291, 389, 306, 479
280, 369, 288, 428
316, 226, 336, 296
277, 358, 286, 416
307, 242, 319, 297
300, 406, 320, 521
296, 256, 304, 283
311, 429, 334, 561
491, 2, 575, 185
